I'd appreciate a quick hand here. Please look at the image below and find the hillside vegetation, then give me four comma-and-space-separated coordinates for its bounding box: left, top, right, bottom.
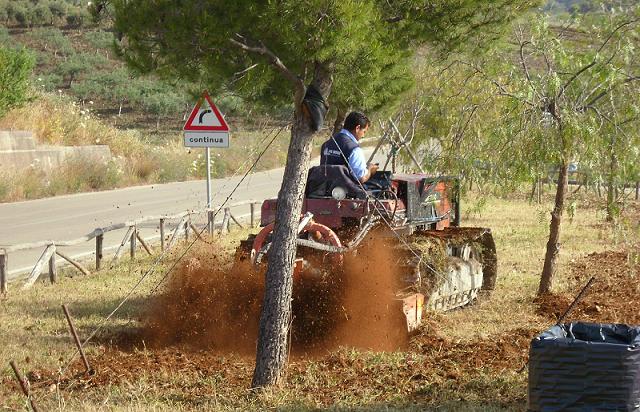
0, 0, 262, 137
0, 1, 295, 202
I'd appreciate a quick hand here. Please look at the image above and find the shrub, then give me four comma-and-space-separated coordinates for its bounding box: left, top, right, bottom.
32, 3, 53, 26
13, 3, 32, 27
0, 46, 35, 118
153, 149, 193, 183
28, 27, 74, 56
65, 7, 91, 28
48, 1, 67, 22
47, 155, 121, 194
0, 175, 9, 202
0, 27, 9, 43
131, 154, 157, 181
35, 73, 63, 92
84, 30, 114, 50
15, 167, 47, 200
0, 169, 42, 201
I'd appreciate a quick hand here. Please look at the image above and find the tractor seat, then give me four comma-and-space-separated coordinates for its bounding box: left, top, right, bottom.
306, 165, 366, 199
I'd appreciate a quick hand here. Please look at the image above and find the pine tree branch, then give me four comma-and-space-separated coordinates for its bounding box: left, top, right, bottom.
229, 34, 305, 100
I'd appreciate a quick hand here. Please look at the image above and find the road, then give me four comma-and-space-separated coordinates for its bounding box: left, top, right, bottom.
0, 148, 383, 282
0, 166, 283, 281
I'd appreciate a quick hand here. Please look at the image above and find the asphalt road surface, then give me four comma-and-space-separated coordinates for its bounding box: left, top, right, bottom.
0, 167, 283, 281
0, 149, 382, 282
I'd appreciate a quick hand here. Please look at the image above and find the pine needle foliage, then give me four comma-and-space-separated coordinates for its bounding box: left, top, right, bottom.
107, 0, 539, 112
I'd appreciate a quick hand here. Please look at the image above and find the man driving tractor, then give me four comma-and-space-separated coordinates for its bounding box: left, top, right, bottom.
320, 111, 379, 184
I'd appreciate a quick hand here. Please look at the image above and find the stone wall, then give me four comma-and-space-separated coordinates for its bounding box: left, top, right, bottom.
0, 131, 111, 172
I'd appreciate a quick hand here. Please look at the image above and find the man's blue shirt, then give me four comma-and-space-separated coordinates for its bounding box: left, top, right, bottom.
339, 129, 367, 180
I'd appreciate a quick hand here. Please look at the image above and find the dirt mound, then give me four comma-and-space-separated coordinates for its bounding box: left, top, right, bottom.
409, 318, 536, 372
535, 250, 640, 324
139, 232, 408, 355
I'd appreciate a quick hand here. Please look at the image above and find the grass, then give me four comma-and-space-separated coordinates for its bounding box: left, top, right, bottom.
1, 189, 638, 410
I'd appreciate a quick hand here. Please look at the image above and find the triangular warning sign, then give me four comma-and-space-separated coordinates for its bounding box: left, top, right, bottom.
183, 91, 229, 132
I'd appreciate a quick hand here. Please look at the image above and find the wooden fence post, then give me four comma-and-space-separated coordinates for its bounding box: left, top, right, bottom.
229, 212, 244, 229
56, 250, 91, 276
208, 210, 215, 236
9, 360, 40, 412
184, 215, 190, 241
221, 208, 231, 234
636, 182, 639, 201
136, 232, 153, 256
61, 305, 92, 374
111, 225, 135, 267
250, 202, 256, 228
160, 218, 166, 251
95, 233, 103, 271
22, 244, 56, 290
49, 244, 57, 284
0, 251, 7, 294
130, 225, 137, 260
166, 215, 187, 251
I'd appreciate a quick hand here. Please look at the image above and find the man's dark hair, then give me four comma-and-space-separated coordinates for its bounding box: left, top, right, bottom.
343, 111, 370, 132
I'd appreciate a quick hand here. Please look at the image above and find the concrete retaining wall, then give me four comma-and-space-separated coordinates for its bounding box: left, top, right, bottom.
0, 131, 111, 172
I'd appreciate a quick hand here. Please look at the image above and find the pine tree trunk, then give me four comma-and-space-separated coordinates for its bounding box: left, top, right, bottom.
538, 160, 569, 295
332, 107, 346, 135
252, 65, 332, 388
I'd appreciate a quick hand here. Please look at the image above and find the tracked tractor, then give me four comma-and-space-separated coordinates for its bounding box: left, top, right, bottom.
235, 160, 498, 333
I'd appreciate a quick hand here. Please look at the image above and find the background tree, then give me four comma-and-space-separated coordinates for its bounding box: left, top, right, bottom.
57, 52, 108, 88
33, 2, 54, 26
0, 46, 35, 117
142, 91, 186, 130
66, 7, 91, 29
12, 2, 32, 27
48, 1, 67, 24
106, 0, 538, 388
402, 57, 499, 184
0, 27, 9, 44
28, 27, 74, 57
476, 9, 640, 294
0, 1, 9, 24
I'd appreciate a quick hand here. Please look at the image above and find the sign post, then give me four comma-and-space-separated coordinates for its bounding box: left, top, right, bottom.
205, 147, 212, 208
183, 91, 230, 208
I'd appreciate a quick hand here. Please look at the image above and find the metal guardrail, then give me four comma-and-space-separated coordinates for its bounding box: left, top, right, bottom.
0, 200, 263, 293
